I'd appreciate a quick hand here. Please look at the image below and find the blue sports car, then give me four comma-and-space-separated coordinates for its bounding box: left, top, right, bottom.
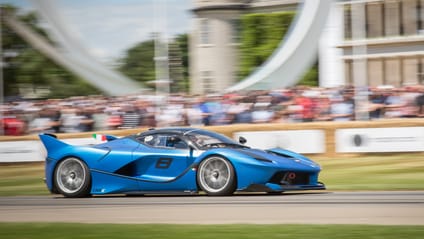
39, 128, 325, 197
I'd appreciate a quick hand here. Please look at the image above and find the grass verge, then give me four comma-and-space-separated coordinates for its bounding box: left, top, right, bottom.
0, 223, 423, 239
0, 163, 47, 196
0, 153, 423, 196
315, 153, 424, 190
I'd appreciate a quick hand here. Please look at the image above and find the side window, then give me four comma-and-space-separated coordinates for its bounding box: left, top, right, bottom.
200, 19, 210, 44
139, 134, 188, 149
137, 134, 163, 147
167, 136, 188, 149
138, 134, 155, 147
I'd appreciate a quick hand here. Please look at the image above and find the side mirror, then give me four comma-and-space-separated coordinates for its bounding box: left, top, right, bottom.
239, 136, 247, 145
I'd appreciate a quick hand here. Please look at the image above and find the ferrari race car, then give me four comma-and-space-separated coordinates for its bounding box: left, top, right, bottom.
39, 128, 325, 197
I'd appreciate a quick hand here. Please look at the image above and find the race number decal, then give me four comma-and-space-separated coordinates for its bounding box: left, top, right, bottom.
156, 158, 173, 169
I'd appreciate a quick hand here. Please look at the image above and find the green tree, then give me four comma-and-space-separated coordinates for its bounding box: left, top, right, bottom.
15, 49, 100, 98
119, 34, 190, 93
1, 6, 34, 96
238, 11, 318, 86
1, 5, 100, 98
298, 62, 319, 87
239, 12, 295, 79
119, 39, 155, 86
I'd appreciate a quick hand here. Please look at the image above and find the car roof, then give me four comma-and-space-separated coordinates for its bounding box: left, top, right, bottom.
136, 127, 205, 136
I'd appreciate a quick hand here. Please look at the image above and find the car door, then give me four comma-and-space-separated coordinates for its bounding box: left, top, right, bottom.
133, 133, 193, 183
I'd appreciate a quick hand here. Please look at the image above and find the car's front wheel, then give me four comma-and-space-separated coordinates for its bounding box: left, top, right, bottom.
197, 156, 236, 196
54, 157, 91, 198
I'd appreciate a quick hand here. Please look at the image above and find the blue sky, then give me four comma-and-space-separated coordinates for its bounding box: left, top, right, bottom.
1, 0, 193, 62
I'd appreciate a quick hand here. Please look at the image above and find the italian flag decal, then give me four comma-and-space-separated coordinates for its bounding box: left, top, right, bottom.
92, 134, 107, 141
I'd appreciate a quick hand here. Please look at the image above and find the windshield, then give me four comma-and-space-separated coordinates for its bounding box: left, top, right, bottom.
184, 129, 243, 149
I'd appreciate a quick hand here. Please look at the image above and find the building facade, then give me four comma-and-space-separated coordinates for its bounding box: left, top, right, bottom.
190, 0, 298, 94
190, 0, 424, 95
339, 0, 424, 87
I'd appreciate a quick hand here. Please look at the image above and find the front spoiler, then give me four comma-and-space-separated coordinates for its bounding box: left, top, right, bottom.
244, 182, 326, 192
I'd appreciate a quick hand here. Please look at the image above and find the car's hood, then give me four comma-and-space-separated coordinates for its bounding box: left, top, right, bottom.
233, 147, 321, 171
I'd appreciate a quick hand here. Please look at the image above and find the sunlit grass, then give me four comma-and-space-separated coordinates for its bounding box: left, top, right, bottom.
0, 163, 47, 196
0, 223, 423, 239
315, 154, 424, 191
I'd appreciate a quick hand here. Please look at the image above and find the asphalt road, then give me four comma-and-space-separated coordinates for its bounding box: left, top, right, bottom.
0, 191, 423, 225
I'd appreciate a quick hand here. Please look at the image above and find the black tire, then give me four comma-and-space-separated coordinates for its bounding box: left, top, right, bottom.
54, 157, 91, 198
197, 156, 236, 196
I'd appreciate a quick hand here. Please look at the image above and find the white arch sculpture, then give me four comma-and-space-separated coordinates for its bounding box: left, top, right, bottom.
5, 0, 143, 96
226, 0, 333, 92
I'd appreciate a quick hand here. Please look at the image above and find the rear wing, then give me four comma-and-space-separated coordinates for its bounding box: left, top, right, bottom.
39, 133, 119, 152
39, 133, 70, 154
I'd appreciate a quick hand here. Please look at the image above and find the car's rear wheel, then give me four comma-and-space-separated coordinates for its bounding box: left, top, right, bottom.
197, 156, 236, 196
54, 157, 91, 198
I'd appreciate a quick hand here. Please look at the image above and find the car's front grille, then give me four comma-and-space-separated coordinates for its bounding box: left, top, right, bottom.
269, 171, 310, 185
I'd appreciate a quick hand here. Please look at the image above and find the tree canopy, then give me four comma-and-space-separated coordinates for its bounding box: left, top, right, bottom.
1, 6, 100, 98
118, 34, 189, 93
238, 11, 318, 86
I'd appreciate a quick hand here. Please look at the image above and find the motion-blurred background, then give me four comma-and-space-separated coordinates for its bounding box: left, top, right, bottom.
0, 0, 423, 136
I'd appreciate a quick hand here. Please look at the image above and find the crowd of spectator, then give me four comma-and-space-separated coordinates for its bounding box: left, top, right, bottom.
1, 85, 423, 136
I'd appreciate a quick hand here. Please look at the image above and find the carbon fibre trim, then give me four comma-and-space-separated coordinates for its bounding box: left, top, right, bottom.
91, 162, 198, 183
